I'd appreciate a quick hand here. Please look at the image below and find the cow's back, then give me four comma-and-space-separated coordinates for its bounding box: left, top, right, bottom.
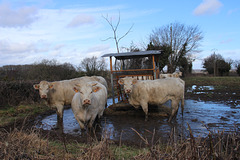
48, 80, 75, 106
131, 78, 184, 104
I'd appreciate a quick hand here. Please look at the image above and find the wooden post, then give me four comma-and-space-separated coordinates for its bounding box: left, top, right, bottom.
152, 55, 156, 79
110, 56, 115, 104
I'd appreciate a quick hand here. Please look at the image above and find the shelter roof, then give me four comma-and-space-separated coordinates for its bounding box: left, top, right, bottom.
101, 50, 162, 60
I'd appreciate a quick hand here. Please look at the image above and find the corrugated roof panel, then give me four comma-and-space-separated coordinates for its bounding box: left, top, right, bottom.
101, 50, 162, 59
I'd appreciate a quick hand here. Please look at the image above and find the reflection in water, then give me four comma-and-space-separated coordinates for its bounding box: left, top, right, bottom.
35, 98, 240, 145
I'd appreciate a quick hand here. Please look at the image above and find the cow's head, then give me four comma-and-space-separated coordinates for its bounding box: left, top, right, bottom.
73, 81, 102, 107
118, 77, 137, 94
33, 81, 53, 99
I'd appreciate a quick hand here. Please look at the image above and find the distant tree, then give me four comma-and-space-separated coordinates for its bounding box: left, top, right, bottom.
179, 57, 192, 77
235, 60, 240, 76
121, 42, 142, 70
217, 59, 231, 76
149, 22, 203, 73
32, 59, 79, 81
0, 59, 80, 81
147, 42, 172, 72
203, 53, 231, 76
79, 56, 107, 76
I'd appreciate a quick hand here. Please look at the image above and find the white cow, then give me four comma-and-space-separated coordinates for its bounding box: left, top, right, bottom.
33, 76, 107, 127
76, 76, 108, 89
118, 77, 184, 122
159, 72, 182, 79
71, 81, 107, 129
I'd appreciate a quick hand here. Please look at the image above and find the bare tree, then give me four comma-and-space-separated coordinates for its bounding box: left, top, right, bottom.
102, 12, 133, 70
150, 22, 203, 73
102, 12, 133, 54
79, 56, 107, 76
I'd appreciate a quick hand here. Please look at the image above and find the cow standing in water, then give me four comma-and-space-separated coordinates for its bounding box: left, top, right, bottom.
71, 81, 107, 129
118, 77, 184, 122
33, 76, 107, 128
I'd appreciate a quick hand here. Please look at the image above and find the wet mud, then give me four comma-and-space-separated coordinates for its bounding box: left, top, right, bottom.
35, 85, 240, 146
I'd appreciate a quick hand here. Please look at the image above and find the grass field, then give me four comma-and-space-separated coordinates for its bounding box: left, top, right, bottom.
183, 76, 240, 87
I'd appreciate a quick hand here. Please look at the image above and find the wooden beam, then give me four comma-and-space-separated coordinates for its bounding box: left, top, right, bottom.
152, 55, 156, 79
110, 56, 113, 73
110, 56, 115, 104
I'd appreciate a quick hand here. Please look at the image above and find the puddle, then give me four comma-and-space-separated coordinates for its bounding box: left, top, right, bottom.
35, 98, 240, 145
187, 85, 214, 93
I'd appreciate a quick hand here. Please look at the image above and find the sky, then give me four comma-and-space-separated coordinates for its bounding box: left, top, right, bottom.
0, 0, 239, 69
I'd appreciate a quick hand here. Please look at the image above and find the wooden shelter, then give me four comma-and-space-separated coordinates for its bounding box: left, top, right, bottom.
102, 50, 162, 105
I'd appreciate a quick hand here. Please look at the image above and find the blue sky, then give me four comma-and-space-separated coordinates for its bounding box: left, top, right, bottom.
0, 0, 239, 69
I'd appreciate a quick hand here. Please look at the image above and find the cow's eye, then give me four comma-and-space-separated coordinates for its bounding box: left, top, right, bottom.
90, 91, 93, 94
80, 92, 83, 94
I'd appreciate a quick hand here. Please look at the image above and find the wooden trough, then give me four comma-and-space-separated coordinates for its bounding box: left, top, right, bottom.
102, 50, 170, 117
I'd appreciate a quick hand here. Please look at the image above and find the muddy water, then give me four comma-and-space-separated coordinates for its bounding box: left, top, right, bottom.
35, 94, 240, 145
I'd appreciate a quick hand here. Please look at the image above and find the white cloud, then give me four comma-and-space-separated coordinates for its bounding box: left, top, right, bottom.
0, 2, 162, 67
220, 39, 233, 44
67, 14, 95, 27
84, 44, 111, 57
227, 8, 240, 15
193, 0, 223, 16
0, 3, 38, 27
0, 39, 51, 55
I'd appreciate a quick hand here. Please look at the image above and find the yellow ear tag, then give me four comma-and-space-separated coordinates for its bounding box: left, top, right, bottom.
74, 89, 78, 93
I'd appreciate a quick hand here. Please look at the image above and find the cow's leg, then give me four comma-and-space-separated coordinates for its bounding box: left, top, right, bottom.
77, 119, 85, 130
140, 101, 148, 121
168, 99, 179, 122
72, 113, 85, 130
56, 104, 64, 129
88, 114, 97, 128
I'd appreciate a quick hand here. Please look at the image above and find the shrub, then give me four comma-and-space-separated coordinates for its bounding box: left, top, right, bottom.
0, 81, 41, 107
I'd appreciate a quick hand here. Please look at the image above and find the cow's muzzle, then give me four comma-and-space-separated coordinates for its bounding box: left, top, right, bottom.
41, 95, 47, 99
83, 99, 91, 105
125, 89, 132, 94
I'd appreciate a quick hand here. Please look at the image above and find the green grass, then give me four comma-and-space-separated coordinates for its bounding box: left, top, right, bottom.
183, 76, 240, 87
0, 104, 51, 127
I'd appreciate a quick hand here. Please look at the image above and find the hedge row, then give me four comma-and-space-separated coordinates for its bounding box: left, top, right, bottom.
0, 81, 41, 107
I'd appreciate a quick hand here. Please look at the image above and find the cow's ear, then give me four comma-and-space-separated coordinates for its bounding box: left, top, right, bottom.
91, 83, 97, 86
93, 86, 101, 92
49, 84, 54, 89
73, 87, 79, 93
118, 79, 124, 85
75, 83, 80, 87
33, 84, 39, 90
132, 79, 138, 85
